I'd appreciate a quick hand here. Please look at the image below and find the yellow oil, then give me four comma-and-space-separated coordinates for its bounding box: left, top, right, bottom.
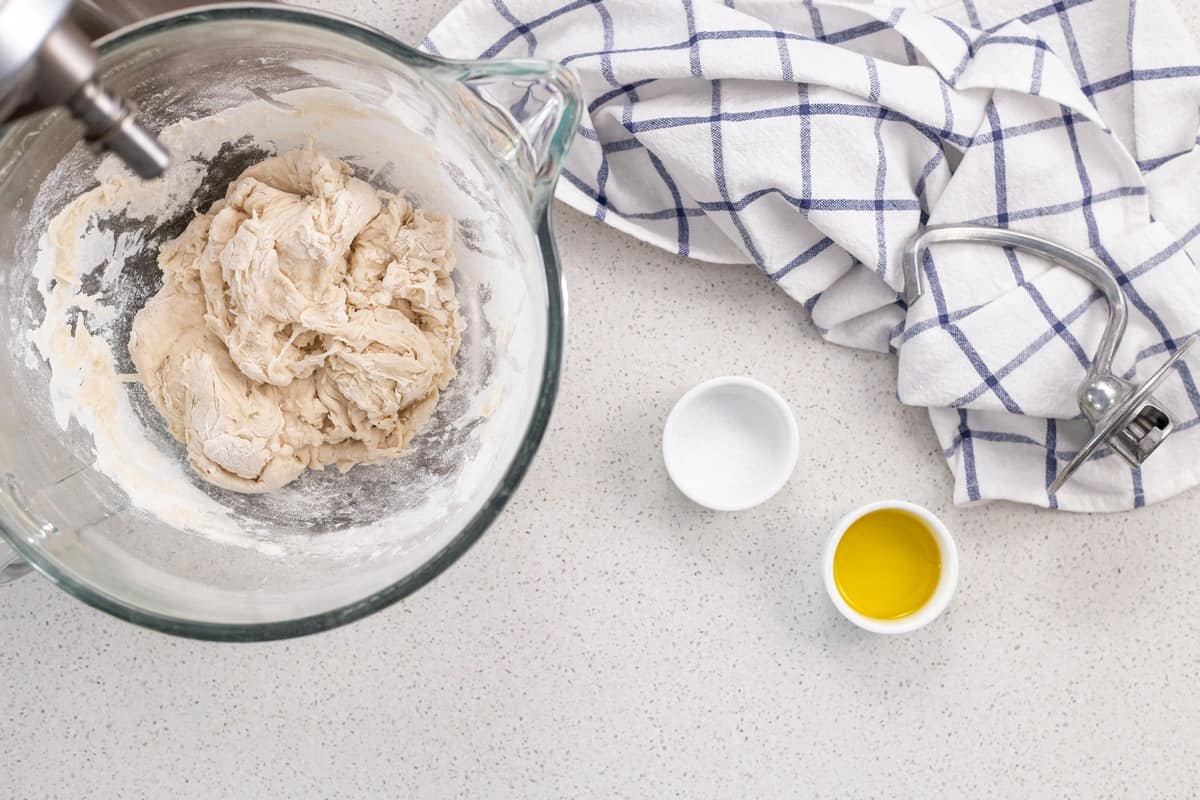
833, 509, 941, 620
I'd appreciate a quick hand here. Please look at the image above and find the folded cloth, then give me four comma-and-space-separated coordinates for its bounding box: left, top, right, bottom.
425, 0, 1200, 511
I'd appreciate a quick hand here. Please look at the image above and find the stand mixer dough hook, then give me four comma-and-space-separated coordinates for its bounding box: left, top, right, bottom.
903, 224, 1197, 494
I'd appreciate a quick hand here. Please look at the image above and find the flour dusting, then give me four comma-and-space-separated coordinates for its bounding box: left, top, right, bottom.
21, 86, 536, 556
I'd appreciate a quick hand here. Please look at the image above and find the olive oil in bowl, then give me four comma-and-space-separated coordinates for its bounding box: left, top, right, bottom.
823, 501, 958, 634
832, 509, 942, 620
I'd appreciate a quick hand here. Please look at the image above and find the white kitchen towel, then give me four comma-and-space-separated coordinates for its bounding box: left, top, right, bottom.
425, 0, 1200, 511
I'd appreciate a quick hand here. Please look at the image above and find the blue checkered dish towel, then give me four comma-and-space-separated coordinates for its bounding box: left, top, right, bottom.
425, 0, 1200, 511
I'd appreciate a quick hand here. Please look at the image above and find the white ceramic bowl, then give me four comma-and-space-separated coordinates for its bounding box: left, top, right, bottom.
823, 500, 958, 634
662, 377, 799, 511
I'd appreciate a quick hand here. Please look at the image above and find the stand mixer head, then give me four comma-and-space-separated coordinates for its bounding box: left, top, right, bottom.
0, 0, 186, 178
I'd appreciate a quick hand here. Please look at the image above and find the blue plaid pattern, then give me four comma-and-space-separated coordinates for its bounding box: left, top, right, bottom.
426, 0, 1200, 511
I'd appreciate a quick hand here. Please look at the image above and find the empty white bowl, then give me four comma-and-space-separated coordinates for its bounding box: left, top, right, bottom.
662, 377, 799, 511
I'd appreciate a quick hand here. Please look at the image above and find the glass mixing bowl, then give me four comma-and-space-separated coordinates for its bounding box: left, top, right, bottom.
0, 4, 580, 639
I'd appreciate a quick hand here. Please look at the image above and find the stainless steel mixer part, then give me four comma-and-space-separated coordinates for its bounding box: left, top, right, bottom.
0, 0, 174, 178
903, 224, 1197, 494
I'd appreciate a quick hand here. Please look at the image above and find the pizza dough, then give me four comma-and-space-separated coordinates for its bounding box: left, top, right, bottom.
129, 148, 463, 493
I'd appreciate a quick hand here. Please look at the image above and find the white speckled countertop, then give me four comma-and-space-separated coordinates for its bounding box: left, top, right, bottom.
5, 1, 1200, 797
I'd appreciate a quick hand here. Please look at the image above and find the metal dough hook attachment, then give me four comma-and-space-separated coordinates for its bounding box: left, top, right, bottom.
903, 224, 1198, 494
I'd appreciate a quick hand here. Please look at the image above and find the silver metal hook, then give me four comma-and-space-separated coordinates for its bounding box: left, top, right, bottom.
903, 224, 1197, 494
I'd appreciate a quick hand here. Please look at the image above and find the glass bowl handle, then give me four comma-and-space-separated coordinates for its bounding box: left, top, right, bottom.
448, 59, 583, 216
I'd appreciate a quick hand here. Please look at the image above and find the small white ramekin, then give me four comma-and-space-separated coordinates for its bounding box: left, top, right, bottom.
662, 376, 799, 511
822, 500, 958, 634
